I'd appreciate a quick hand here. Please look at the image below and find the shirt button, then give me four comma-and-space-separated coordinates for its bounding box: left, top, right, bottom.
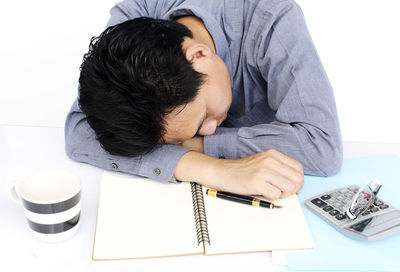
153, 168, 161, 176
111, 163, 118, 169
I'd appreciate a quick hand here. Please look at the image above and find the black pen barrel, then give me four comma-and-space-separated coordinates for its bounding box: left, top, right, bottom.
206, 189, 280, 209
216, 191, 253, 205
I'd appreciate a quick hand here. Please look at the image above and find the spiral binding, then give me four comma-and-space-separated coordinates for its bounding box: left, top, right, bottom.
190, 182, 210, 246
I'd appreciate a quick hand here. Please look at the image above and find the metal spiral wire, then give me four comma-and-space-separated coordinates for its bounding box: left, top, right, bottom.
190, 182, 210, 246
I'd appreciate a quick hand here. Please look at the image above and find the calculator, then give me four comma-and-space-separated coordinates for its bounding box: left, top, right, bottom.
304, 179, 400, 241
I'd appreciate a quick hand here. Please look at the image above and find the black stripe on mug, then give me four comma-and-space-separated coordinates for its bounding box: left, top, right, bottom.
22, 191, 81, 214
28, 212, 80, 234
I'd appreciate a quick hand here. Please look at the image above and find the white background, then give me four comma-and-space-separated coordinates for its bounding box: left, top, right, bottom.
0, 0, 399, 143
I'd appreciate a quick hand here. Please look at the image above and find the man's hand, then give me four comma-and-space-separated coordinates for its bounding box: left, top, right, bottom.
210, 150, 304, 200
175, 149, 304, 201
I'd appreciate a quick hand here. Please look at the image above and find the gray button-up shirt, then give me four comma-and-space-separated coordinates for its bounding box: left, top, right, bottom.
65, 0, 342, 183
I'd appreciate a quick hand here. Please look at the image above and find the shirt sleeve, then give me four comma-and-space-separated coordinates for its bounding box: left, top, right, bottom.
65, 99, 191, 183
64, 0, 192, 183
204, 1, 343, 176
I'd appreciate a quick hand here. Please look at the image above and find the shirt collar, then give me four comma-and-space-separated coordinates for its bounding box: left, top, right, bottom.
163, 7, 233, 81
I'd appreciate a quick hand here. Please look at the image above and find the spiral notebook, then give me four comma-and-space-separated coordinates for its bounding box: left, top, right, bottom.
92, 172, 314, 260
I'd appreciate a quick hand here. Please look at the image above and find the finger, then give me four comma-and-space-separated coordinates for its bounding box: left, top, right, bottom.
259, 182, 282, 201
265, 149, 303, 174
264, 150, 304, 193
264, 170, 297, 195
296, 179, 304, 194
281, 190, 296, 199
267, 158, 304, 193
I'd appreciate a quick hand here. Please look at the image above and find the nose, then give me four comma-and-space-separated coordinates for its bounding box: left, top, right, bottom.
218, 113, 228, 126
198, 119, 217, 136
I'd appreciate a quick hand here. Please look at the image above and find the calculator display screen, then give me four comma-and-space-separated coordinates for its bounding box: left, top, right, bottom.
346, 210, 400, 235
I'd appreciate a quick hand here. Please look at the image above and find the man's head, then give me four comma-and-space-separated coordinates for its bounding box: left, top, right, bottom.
79, 17, 231, 156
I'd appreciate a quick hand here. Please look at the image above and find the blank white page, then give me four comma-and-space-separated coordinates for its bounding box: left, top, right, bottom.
204, 189, 314, 255
93, 172, 202, 260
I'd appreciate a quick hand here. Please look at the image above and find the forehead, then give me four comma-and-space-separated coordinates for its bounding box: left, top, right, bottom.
163, 97, 205, 142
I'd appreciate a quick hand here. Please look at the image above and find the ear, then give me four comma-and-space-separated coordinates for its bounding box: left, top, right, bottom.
183, 41, 212, 64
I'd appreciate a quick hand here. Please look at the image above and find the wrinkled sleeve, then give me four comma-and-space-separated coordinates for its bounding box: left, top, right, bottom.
65, 99, 191, 183
204, 1, 342, 176
64, 0, 192, 183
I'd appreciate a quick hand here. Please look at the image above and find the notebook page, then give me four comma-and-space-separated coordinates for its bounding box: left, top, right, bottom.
93, 172, 202, 260
203, 190, 314, 255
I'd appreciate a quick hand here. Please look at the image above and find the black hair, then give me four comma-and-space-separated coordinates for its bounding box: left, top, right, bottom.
78, 17, 205, 156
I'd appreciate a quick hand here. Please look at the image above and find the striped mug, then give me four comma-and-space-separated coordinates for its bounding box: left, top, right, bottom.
9, 171, 81, 243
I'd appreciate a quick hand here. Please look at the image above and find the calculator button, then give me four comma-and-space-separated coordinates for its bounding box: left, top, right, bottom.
380, 204, 389, 209
374, 200, 384, 206
336, 214, 347, 220
345, 192, 354, 198
323, 205, 334, 212
370, 207, 379, 213
339, 188, 348, 193
311, 198, 327, 208
330, 192, 340, 198
329, 210, 340, 216
326, 198, 335, 204
321, 195, 331, 200
337, 195, 346, 201
341, 201, 350, 206
332, 202, 342, 208
340, 200, 350, 206
335, 205, 344, 211
349, 185, 359, 191
362, 210, 371, 216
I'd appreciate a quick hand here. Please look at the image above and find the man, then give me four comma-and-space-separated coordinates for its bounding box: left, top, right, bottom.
65, 0, 342, 201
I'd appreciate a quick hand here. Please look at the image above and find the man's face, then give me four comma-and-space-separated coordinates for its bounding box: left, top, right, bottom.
163, 48, 232, 144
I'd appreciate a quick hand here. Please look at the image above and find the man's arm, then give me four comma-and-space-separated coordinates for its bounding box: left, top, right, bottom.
175, 149, 304, 201
65, 0, 194, 183
65, 97, 303, 199
201, 1, 342, 177
65, 99, 194, 183
65, 0, 327, 199
176, 1, 343, 199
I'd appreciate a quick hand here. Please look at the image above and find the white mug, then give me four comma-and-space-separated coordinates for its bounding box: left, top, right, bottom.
9, 171, 82, 243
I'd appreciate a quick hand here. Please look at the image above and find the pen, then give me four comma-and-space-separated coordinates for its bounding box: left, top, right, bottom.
206, 189, 282, 209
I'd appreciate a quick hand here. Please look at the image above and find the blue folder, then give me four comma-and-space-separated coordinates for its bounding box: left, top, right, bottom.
282, 155, 400, 271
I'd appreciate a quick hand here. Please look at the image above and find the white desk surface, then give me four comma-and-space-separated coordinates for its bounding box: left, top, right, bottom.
1, 125, 399, 272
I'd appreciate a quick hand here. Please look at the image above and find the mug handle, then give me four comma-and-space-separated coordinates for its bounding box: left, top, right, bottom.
9, 180, 23, 205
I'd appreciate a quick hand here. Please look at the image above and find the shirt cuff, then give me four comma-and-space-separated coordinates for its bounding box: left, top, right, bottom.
138, 144, 192, 183
203, 127, 239, 159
